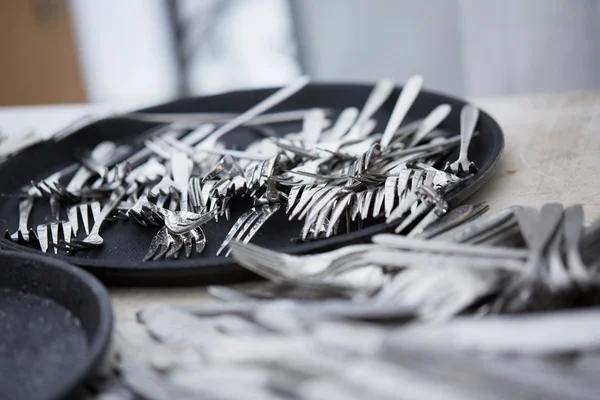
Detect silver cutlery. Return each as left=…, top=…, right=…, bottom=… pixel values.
left=60, top=186, right=129, bottom=249
left=446, top=104, right=479, bottom=176
left=217, top=203, right=281, bottom=257
left=5, top=75, right=481, bottom=263
left=380, top=75, right=424, bottom=149
left=407, top=104, right=452, bottom=148
left=5, top=194, right=35, bottom=243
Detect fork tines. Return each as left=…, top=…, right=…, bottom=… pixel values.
left=66, top=201, right=100, bottom=236
left=38, top=220, right=73, bottom=253
left=229, top=240, right=287, bottom=279
left=217, top=203, right=281, bottom=256
left=143, top=226, right=206, bottom=261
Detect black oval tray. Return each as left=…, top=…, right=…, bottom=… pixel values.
left=0, top=83, right=503, bottom=286
left=0, top=250, right=113, bottom=400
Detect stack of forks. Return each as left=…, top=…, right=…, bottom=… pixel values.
left=5, top=75, right=479, bottom=261
left=228, top=202, right=600, bottom=318
left=82, top=305, right=600, bottom=400
left=79, top=201, right=600, bottom=400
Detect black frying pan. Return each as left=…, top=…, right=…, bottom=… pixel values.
left=0, top=251, right=113, bottom=400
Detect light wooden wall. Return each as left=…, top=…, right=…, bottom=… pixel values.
left=0, top=0, right=86, bottom=105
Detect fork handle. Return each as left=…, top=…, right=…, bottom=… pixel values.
left=171, top=152, right=191, bottom=212
left=458, top=105, right=479, bottom=161
left=326, top=107, right=358, bottom=141
left=97, top=185, right=129, bottom=224
left=209, top=76, right=310, bottom=142
left=381, top=75, right=424, bottom=149
left=357, top=79, right=394, bottom=127
left=301, top=109, right=326, bottom=149
left=17, top=197, right=34, bottom=232
left=409, top=104, right=451, bottom=148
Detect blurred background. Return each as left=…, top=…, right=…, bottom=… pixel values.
left=1, top=0, right=600, bottom=106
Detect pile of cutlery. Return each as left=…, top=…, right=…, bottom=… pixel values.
left=229, top=202, right=600, bottom=315
left=80, top=201, right=600, bottom=400
left=4, top=75, right=480, bottom=261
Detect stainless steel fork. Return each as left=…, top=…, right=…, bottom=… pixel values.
left=446, top=105, right=479, bottom=176
left=229, top=240, right=376, bottom=281
left=373, top=265, right=504, bottom=321
left=143, top=226, right=207, bottom=261
left=491, top=204, right=564, bottom=313
left=5, top=194, right=35, bottom=243
left=217, top=203, right=281, bottom=256
left=35, top=195, right=73, bottom=254
left=60, top=186, right=129, bottom=250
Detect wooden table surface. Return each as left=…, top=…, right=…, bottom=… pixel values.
left=2, top=91, right=600, bottom=321
left=470, top=91, right=600, bottom=218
